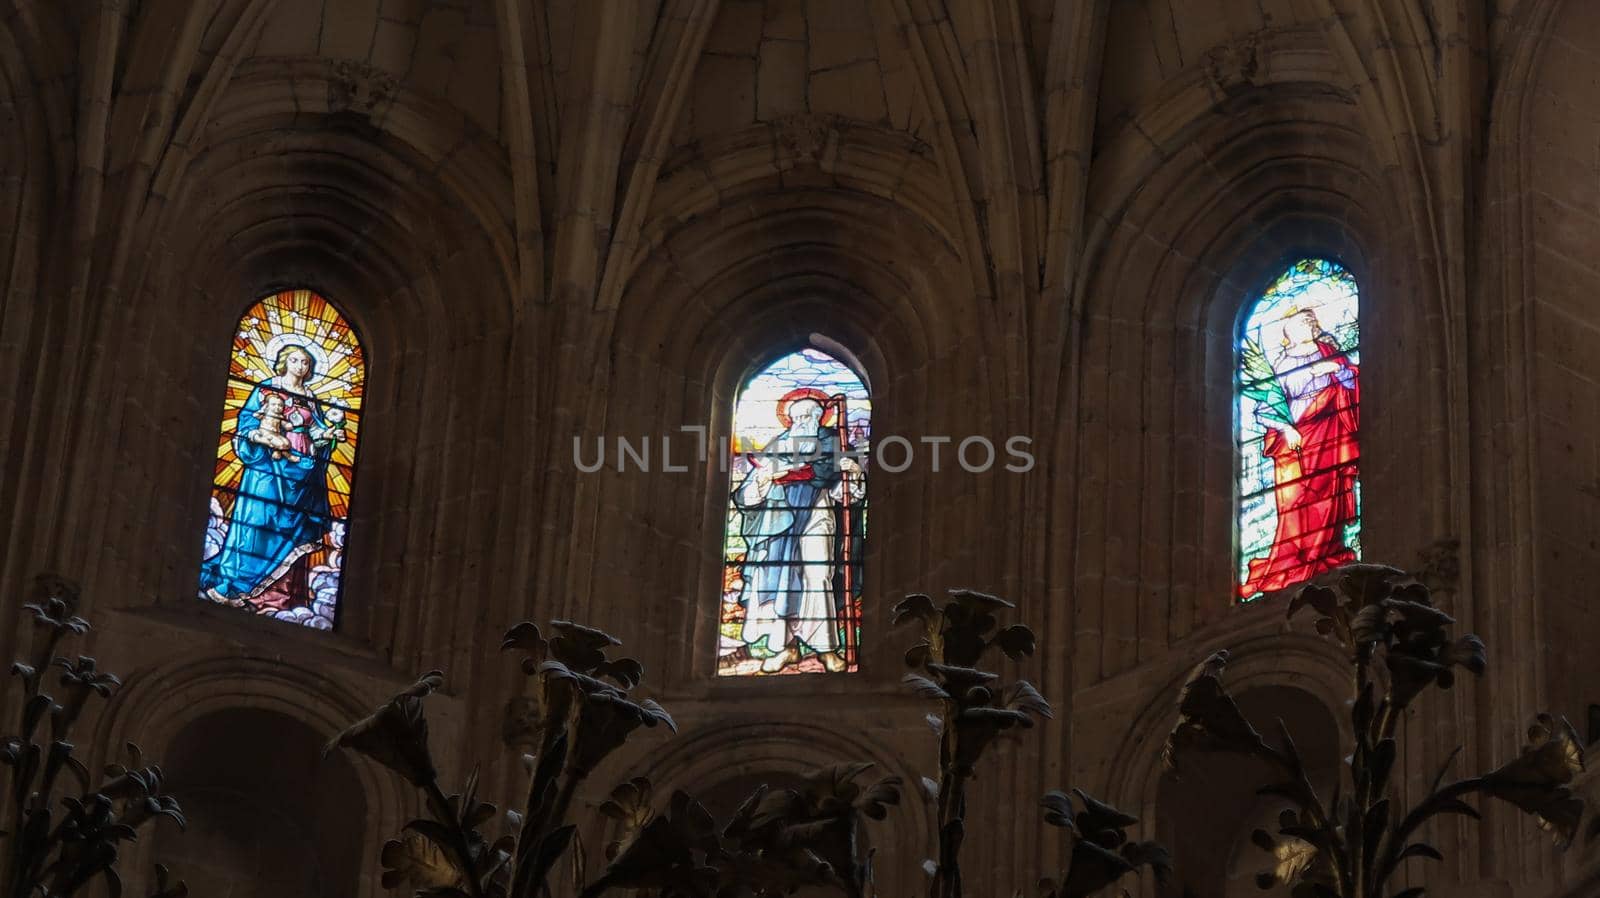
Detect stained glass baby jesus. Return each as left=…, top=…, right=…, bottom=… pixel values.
left=732, top=396, right=865, bottom=673
left=247, top=392, right=345, bottom=460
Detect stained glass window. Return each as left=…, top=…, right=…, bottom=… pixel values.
left=1237, top=258, right=1361, bottom=601
left=718, top=348, right=870, bottom=676
left=199, top=289, right=365, bottom=629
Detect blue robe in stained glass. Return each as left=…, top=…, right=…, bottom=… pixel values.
left=200, top=383, right=336, bottom=602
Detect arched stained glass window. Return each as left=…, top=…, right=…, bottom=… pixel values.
left=718, top=348, right=870, bottom=676
left=1237, top=258, right=1361, bottom=602
left=199, top=289, right=365, bottom=629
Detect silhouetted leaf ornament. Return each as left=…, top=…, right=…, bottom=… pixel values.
left=382, top=831, right=469, bottom=893
left=1249, top=828, right=1333, bottom=892
left=324, top=670, right=445, bottom=787
left=598, top=778, right=656, bottom=861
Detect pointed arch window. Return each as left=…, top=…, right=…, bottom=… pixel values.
left=718, top=347, right=870, bottom=676
left=199, top=289, right=365, bottom=629
left=1237, top=259, right=1361, bottom=602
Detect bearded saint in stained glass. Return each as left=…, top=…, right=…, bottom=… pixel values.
left=1238, top=299, right=1360, bottom=597
left=719, top=348, right=869, bottom=676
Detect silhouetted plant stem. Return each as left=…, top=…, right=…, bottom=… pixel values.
left=548, top=772, right=582, bottom=842
left=1164, top=563, right=1581, bottom=898
left=0, top=577, right=186, bottom=898
left=930, top=764, right=967, bottom=898
left=424, top=780, right=489, bottom=898
left=511, top=769, right=583, bottom=898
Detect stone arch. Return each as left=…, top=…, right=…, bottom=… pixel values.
left=1156, top=682, right=1343, bottom=898
left=560, top=149, right=1015, bottom=691
left=0, top=5, right=78, bottom=622
left=1101, top=630, right=1353, bottom=810
left=91, top=655, right=414, bottom=897
left=623, top=120, right=962, bottom=302
left=154, top=706, right=367, bottom=897
left=1095, top=632, right=1352, bottom=898
left=603, top=719, right=930, bottom=897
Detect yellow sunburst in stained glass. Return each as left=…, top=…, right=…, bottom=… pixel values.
left=213, top=291, right=364, bottom=517
left=201, top=289, right=365, bottom=630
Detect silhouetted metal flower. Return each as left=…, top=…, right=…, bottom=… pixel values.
left=1247, top=825, right=1335, bottom=893
left=1038, top=789, right=1170, bottom=898
left=1161, top=651, right=1269, bottom=776
left=598, top=777, right=657, bottom=861
left=713, top=764, right=900, bottom=898
left=581, top=789, right=719, bottom=898
left=52, top=655, right=121, bottom=734
left=906, top=663, right=1051, bottom=775
left=0, top=577, right=188, bottom=898
left=502, top=622, right=549, bottom=674
left=1479, top=714, right=1586, bottom=846
left=1287, top=563, right=1406, bottom=651
left=100, top=745, right=188, bottom=833
left=54, top=656, right=119, bottom=697
left=540, top=663, right=675, bottom=777
left=894, top=589, right=1034, bottom=669
left=324, top=670, right=445, bottom=787
left=24, top=574, right=87, bottom=631
left=380, top=830, right=471, bottom=894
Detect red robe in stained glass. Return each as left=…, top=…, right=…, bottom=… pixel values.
left=1240, top=338, right=1360, bottom=596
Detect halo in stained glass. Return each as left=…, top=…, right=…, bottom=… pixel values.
left=199, top=289, right=365, bottom=629
left=1236, top=258, right=1361, bottom=601
left=718, top=348, right=870, bottom=676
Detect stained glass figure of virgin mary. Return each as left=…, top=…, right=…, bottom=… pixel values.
left=199, top=290, right=364, bottom=629
left=718, top=348, right=870, bottom=676
left=1237, top=258, right=1361, bottom=601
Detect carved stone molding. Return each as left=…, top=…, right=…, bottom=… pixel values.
left=771, top=114, right=843, bottom=171
left=328, top=59, right=397, bottom=118
left=1416, top=537, right=1463, bottom=596
left=1202, top=31, right=1268, bottom=100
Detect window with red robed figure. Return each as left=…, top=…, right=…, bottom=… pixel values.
left=1237, top=259, right=1361, bottom=602
left=198, top=289, right=365, bottom=629
left=718, top=349, right=870, bottom=676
